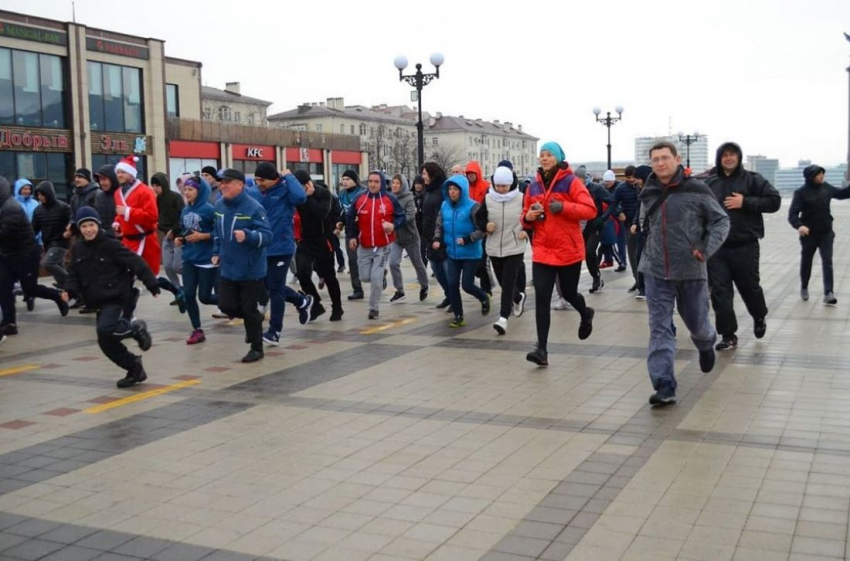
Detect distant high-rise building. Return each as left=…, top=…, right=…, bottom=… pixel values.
left=746, top=155, right=779, bottom=185
left=635, top=134, right=710, bottom=173
left=775, top=160, right=849, bottom=192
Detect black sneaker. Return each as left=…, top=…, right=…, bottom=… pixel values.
left=615, top=265, right=627, bottom=272
left=801, top=288, right=809, bottom=301
left=337, top=265, right=345, bottom=273
left=589, top=277, right=604, bottom=294
left=368, top=309, right=379, bottom=320
left=435, top=298, right=451, bottom=309
left=481, top=295, right=491, bottom=315
left=0, top=323, right=18, bottom=336
left=69, top=299, right=84, bottom=309
left=628, top=284, right=639, bottom=293
left=241, top=349, right=264, bottom=363
left=348, top=291, right=364, bottom=301
left=526, top=346, right=548, bottom=367
left=635, top=291, right=646, bottom=301
left=715, top=334, right=738, bottom=351
left=132, top=320, right=152, bottom=351
left=298, top=294, right=313, bottom=325
left=578, top=307, right=594, bottom=340
left=118, top=357, right=147, bottom=388
left=330, top=308, right=344, bottom=321
left=649, top=385, right=676, bottom=406
left=79, top=306, right=97, bottom=314
left=26, top=297, right=35, bottom=312
left=824, top=292, right=838, bottom=306
left=754, top=318, right=766, bottom=339
left=310, top=303, right=326, bottom=322
left=390, top=291, right=406, bottom=304
left=419, top=287, right=428, bottom=302
left=262, top=330, right=280, bottom=346
left=699, top=348, right=716, bottom=373
left=57, top=298, right=69, bottom=317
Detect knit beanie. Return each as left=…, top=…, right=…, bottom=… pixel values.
left=294, top=170, right=312, bottom=185
left=342, top=170, right=360, bottom=185
left=634, top=165, right=652, bottom=181
left=75, top=206, right=102, bottom=227
left=603, top=170, right=616, bottom=182
left=74, top=168, right=92, bottom=182
left=254, top=162, right=279, bottom=181
left=497, top=160, right=514, bottom=170
left=202, top=166, right=219, bottom=179
left=493, top=166, right=514, bottom=186
left=539, top=142, right=565, bottom=164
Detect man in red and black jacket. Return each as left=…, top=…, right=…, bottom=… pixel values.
left=293, top=170, right=343, bottom=322
left=346, top=170, right=405, bottom=320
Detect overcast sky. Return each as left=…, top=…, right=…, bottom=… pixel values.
left=7, top=0, right=850, bottom=168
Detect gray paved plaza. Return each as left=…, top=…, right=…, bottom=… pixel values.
left=1, top=201, right=850, bottom=560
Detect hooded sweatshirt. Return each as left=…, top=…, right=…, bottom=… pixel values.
left=435, top=175, right=485, bottom=261
left=178, top=177, right=216, bottom=266
left=69, top=180, right=98, bottom=232
left=477, top=173, right=526, bottom=258
left=391, top=174, right=420, bottom=247
left=212, top=188, right=272, bottom=281
left=32, top=182, right=71, bottom=249
left=421, top=165, right=447, bottom=259
left=338, top=177, right=366, bottom=239
left=260, top=173, right=307, bottom=257
left=0, top=177, right=39, bottom=257
left=706, top=142, right=781, bottom=247
left=152, top=172, right=185, bottom=234
left=93, top=165, right=119, bottom=237
left=465, top=161, right=491, bottom=204
left=14, top=179, right=39, bottom=222
left=788, top=165, right=850, bottom=236
left=347, top=171, right=405, bottom=249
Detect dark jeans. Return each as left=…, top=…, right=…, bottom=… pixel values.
left=708, top=242, right=768, bottom=337
left=183, top=264, right=218, bottom=330
left=491, top=254, right=526, bottom=319
left=345, top=238, right=362, bottom=293
left=533, top=262, right=587, bottom=351
left=96, top=301, right=138, bottom=371
left=420, top=237, right=429, bottom=268
left=330, top=235, right=345, bottom=270
left=218, top=277, right=266, bottom=352
left=447, top=258, right=489, bottom=319
left=41, top=246, right=68, bottom=288
left=625, top=225, right=640, bottom=283
left=0, top=248, right=62, bottom=326
left=296, top=241, right=342, bottom=310
left=583, top=227, right=601, bottom=280
left=430, top=256, right=449, bottom=299
left=800, top=232, right=834, bottom=295
left=266, top=255, right=307, bottom=334
left=475, top=249, right=493, bottom=295
left=636, top=231, right=646, bottom=291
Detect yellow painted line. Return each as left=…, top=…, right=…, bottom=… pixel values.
left=226, top=318, right=244, bottom=326
left=360, top=318, right=416, bottom=335
left=0, top=365, right=39, bottom=377
left=84, top=380, right=201, bottom=414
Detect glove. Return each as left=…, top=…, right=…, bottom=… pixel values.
left=549, top=200, right=564, bottom=214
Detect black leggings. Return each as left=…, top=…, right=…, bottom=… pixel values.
left=491, top=254, right=526, bottom=319
left=533, top=262, right=587, bottom=351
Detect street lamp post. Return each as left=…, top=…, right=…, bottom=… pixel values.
left=677, top=131, right=700, bottom=170
left=395, top=53, right=444, bottom=171
left=593, top=106, right=624, bottom=170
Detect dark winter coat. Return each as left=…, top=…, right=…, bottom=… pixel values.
left=421, top=170, right=447, bottom=260
left=93, top=165, right=119, bottom=237
left=153, top=172, right=184, bottom=234
left=706, top=142, right=781, bottom=247
left=0, top=176, right=39, bottom=258
left=32, top=181, right=71, bottom=249
left=65, top=228, right=159, bottom=307
left=69, top=181, right=99, bottom=233
left=297, top=184, right=335, bottom=245
left=788, top=165, right=850, bottom=237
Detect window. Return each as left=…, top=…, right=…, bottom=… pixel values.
left=0, top=152, right=71, bottom=201
left=0, top=48, right=66, bottom=128
left=203, top=106, right=212, bottom=120
left=166, top=84, right=179, bottom=117
left=359, top=124, right=367, bottom=136
left=234, top=111, right=241, bottom=123
left=247, top=113, right=254, bottom=125
left=432, top=137, right=438, bottom=146
left=350, top=125, right=355, bottom=135
left=218, top=106, right=231, bottom=121
left=88, top=61, right=142, bottom=133
left=168, top=157, right=218, bottom=189
left=340, top=123, right=344, bottom=134
left=370, top=127, right=375, bottom=137
left=315, top=124, right=322, bottom=132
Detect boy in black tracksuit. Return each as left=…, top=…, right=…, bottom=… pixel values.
left=62, top=207, right=160, bottom=388
left=788, top=164, right=850, bottom=305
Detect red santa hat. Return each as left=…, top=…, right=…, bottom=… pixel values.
left=115, top=155, right=139, bottom=179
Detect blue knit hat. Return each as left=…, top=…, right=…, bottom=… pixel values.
left=539, top=142, right=565, bottom=164
left=497, top=159, right=514, bottom=170
left=75, top=206, right=102, bottom=227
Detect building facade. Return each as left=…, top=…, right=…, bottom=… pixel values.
left=775, top=160, right=849, bottom=192
left=634, top=134, right=710, bottom=173
left=746, top=155, right=779, bottom=185
left=201, top=83, right=271, bottom=127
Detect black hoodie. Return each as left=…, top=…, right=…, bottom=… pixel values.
left=788, top=165, right=850, bottom=236
left=420, top=164, right=447, bottom=259
left=706, top=142, right=781, bottom=247
left=32, top=181, right=71, bottom=249
left=93, top=164, right=119, bottom=237
left=0, top=176, right=39, bottom=258
left=152, top=172, right=184, bottom=234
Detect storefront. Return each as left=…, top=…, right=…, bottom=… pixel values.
left=285, top=147, right=323, bottom=180
left=168, top=140, right=220, bottom=187
left=0, top=127, right=73, bottom=200
left=232, top=143, right=274, bottom=177
left=90, top=132, right=149, bottom=182
left=330, top=150, right=361, bottom=189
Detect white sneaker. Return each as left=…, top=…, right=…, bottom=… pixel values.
left=493, top=317, right=508, bottom=335
left=0, top=334, right=6, bottom=347
left=211, top=309, right=229, bottom=319
left=553, top=298, right=570, bottom=310
left=513, top=293, right=526, bottom=317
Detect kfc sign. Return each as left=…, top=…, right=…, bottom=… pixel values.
left=246, top=148, right=264, bottom=158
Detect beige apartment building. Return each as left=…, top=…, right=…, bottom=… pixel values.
left=201, top=82, right=271, bottom=126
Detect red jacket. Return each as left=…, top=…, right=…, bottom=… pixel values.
left=465, top=161, right=490, bottom=204
left=523, top=165, right=596, bottom=266
left=114, top=180, right=160, bottom=274
left=348, top=189, right=405, bottom=249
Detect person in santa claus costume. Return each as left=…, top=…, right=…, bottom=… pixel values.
left=113, top=156, right=161, bottom=273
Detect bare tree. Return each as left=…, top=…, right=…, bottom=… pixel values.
left=428, top=143, right=465, bottom=172
left=392, top=132, right=418, bottom=179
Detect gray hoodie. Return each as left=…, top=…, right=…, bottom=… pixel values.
left=392, top=174, right=420, bottom=247
left=638, top=166, right=729, bottom=281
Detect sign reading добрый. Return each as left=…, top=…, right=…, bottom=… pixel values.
left=0, top=21, right=68, bottom=46
left=0, top=128, right=71, bottom=152
left=85, top=37, right=149, bottom=60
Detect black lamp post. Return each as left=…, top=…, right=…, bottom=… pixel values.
left=395, top=53, right=444, bottom=171
left=593, top=106, right=624, bottom=170
left=678, top=131, right=700, bottom=170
